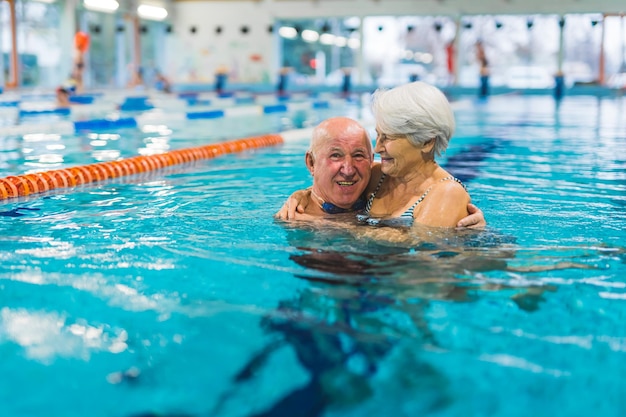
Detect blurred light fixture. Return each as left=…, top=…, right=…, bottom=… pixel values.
left=301, top=30, right=319, bottom=42
left=138, top=4, right=168, bottom=21
left=32, top=0, right=56, bottom=3
left=83, top=0, right=119, bottom=13
left=347, top=38, right=360, bottom=49
left=278, top=26, right=298, bottom=39
left=420, top=53, right=433, bottom=64
left=334, top=36, right=347, bottom=47
left=320, top=33, right=335, bottom=45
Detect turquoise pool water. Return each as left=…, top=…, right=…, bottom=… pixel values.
left=0, top=94, right=625, bottom=417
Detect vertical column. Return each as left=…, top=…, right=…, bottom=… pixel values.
left=133, top=14, right=142, bottom=80
left=7, top=0, right=18, bottom=88
left=0, top=0, right=4, bottom=90
left=598, top=14, right=606, bottom=85
left=554, top=16, right=565, bottom=100
left=60, top=0, right=78, bottom=86
left=619, top=13, right=626, bottom=73
left=557, top=16, right=565, bottom=74
left=357, top=16, right=365, bottom=86
left=451, top=15, right=461, bottom=87
left=115, top=15, right=126, bottom=88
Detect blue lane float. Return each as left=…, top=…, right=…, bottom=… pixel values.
left=178, top=92, right=198, bottom=98
left=235, top=96, right=255, bottom=105
left=263, top=104, right=288, bottom=114
left=186, top=98, right=212, bottom=106
left=119, top=96, right=154, bottom=111
left=19, top=108, right=71, bottom=117
left=312, top=101, right=330, bottom=109
left=69, top=95, right=96, bottom=104
left=0, top=97, right=346, bottom=136
left=186, top=109, right=225, bottom=120
left=74, top=117, right=138, bottom=131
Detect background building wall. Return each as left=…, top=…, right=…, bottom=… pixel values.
left=171, top=1, right=276, bottom=84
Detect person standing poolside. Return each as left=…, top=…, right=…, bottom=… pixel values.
left=73, top=31, right=90, bottom=93
left=275, top=113, right=485, bottom=228
left=55, top=86, right=71, bottom=108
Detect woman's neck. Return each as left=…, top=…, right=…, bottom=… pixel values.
left=387, top=161, right=440, bottom=192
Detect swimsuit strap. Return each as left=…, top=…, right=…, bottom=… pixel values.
left=363, top=173, right=386, bottom=215
left=401, top=176, right=466, bottom=218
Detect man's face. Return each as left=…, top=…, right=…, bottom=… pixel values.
left=307, top=132, right=372, bottom=209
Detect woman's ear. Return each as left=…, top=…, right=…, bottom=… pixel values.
left=305, top=151, right=315, bottom=175
left=422, top=138, right=436, bottom=154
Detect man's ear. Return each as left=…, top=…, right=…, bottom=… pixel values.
left=305, top=151, right=315, bottom=175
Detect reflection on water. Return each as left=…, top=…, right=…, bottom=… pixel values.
left=1, top=95, right=625, bottom=417
left=215, top=222, right=613, bottom=416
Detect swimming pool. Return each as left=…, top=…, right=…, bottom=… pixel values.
left=0, top=93, right=624, bottom=417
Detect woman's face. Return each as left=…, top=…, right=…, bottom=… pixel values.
left=374, top=127, right=423, bottom=178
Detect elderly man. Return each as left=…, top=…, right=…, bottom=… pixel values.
left=276, top=116, right=485, bottom=227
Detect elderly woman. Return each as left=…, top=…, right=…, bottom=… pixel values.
left=277, top=81, right=483, bottom=229
left=356, top=81, right=470, bottom=228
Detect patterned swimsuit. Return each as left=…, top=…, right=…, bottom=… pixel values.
left=356, top=174, right=466, bottom=226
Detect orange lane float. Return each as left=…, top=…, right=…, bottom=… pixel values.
left=0, top=134, right=283, bottom=200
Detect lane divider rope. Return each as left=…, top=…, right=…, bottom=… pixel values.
left=0, top=99, right=344, bottom=136
left=0, top=133, right=283, bottom=201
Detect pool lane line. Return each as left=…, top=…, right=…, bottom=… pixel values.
left=0, top=133, right=283, bottom=201
left=0, top=98, right=347, bottom=137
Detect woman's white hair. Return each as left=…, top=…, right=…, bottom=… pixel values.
left=371, top=81, right=455, bottom=156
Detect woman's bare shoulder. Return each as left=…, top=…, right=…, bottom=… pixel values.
left=429, top=178, right=470, bottom=205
